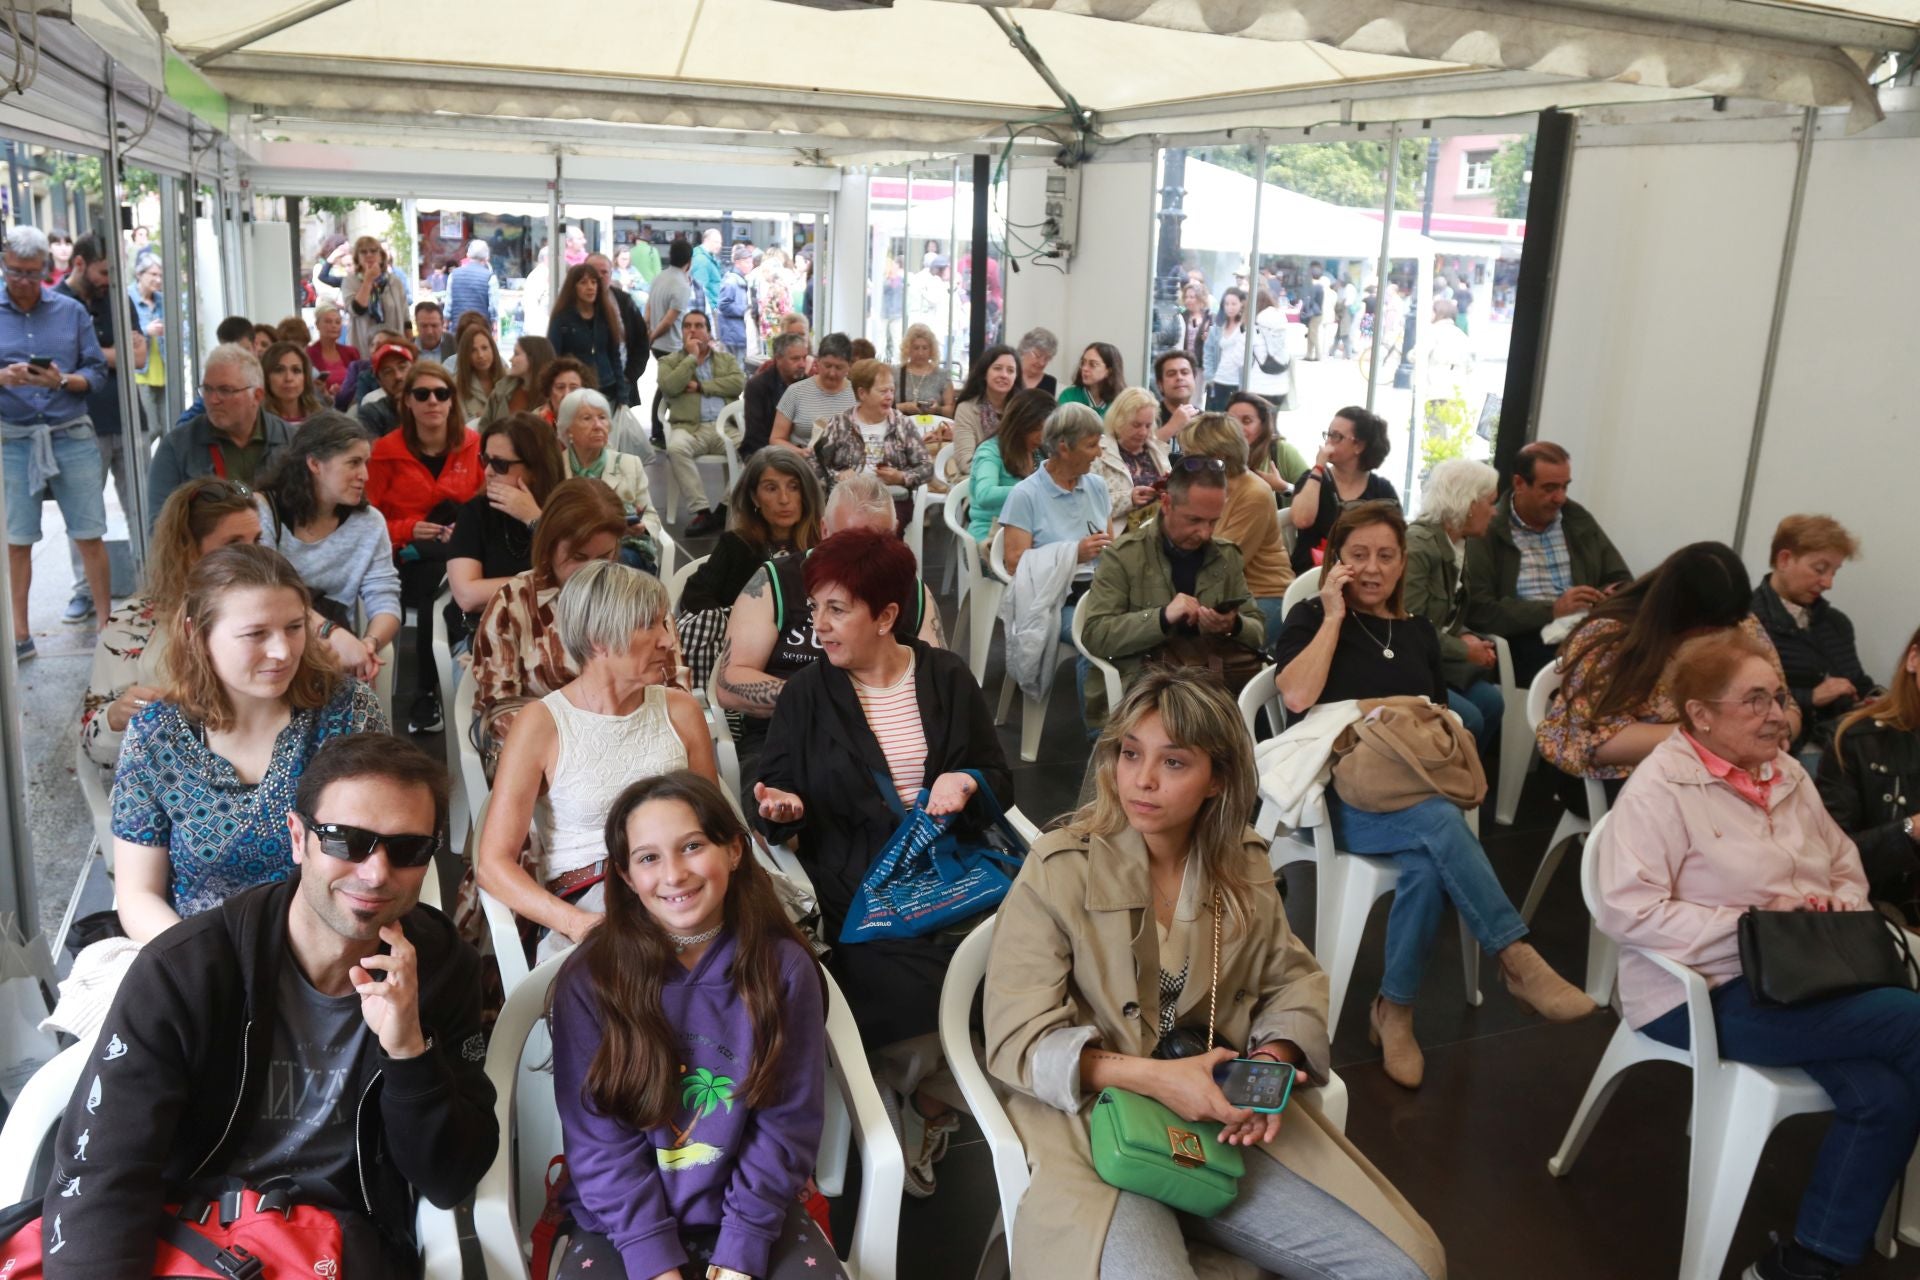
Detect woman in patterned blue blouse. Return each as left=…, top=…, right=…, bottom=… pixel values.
left=111, top=543, right=387, bottom=941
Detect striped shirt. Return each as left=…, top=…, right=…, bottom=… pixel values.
left=1511, top=508, right=1573, bottom=601
left=854, top=658, right=928, bottom=809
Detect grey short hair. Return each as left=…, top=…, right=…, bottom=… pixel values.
left=204, top=342, right=264, bottom=389
left=1017, top=327, right=1059, bottom=361
left=553, top=560, right=669, bottom=666
left=466, top=240, right=491, bottom=261
left=824, top=471, right=896, bottom=534
left=4, top=225, right=49, bottom=261
left=1042, top=402, right=1104, bottom=458
left=770, top=332, right=809, bottom=360
left=314, top=302, right=341, bottom=321
left=556, top=386, right=612, bottom=437
left=1417, top=458, right=1500, bottom=532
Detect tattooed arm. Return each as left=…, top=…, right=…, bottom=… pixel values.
left=716, top=568, right=786, bottom=717
left=919, top=582, right=946, bottom=649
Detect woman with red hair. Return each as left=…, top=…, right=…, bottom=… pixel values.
left=753, top=528, right=1011, bottom=1198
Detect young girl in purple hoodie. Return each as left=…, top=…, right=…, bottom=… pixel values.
left=550, top=770, right=844, bottom=1280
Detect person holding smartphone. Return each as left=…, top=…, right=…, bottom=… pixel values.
left=985, top=671, right=1444, bottom=1280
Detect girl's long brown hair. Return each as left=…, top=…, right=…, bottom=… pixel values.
left=992, top=388, right=1053, bottom=481
left=455, top=324, right=502, bottom=406
left=259, top=341, right=327, bottom=421
left=1834, top=622, right=1920, bottom=754
left=574, top=771, right=821, bottom=1132
left=552, top=262, right=624, bottom=348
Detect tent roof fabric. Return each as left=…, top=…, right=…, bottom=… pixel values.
left=150, top=0, right=1908, bottom=156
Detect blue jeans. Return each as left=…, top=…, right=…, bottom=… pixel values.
left=4, top=422, right=108, bottom=544
left=1327, top=792, right=1528, bottom=1004
left=1642, top=978, right=1920, bottom=1266
left=1256, top=596, right=1287, bottom=644
left=1447, top=678, right=1505, bottom=756
left=1060, top=603, right=1093, bottom=736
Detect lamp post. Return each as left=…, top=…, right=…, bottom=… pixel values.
left=1152, top=148, right=1188, bottom=356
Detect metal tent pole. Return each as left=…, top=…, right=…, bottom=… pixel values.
left=1366, top=122, right=1402, bottom=415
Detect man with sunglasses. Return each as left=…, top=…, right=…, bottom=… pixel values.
left=144, top=341, right=295, bottom=532
left=1079, top=457, right=1265, bottom=723
left=355, top=342, right=416, bottom=437
left=47, top=733, right=496, bottom=1278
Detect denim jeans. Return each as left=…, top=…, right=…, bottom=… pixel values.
left=3, top=422, right=108, bottom=544
left=1328, top=792, right=1528, bottom=1004
left=1641, top=977, right=1920, bottom=1266
left=1059, top=602, right=1093, bottom=737
left=1256, top=595, right=1288, bottom=644
left=1447, top=677, right=1505, bottom=756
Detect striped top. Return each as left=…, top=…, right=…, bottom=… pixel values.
left=853, top=656, right=928, bottom=809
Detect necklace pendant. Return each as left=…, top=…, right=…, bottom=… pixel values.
left=1382, top=647, right=1395, bottom=659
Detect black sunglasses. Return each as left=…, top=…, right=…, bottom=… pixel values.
left=294, top=811, right=442, bottom=867
left=484, top=455, right=521, bottom=474
left=408, top=385, right=454, bottom=403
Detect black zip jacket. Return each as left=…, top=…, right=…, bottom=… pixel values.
left=1815, top=716, right=1920, bottom=921
left=1752, top=577, right=1873, bottom=745
left=45, top=880, right=497, bottom=1276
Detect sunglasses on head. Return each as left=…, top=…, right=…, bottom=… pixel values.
left=408, top=385, right=454, bottom=403
left=294, top=811, right=442, bottom=867
left=484, top=455, right=520, bottom=474
left=1174, top=455, right=1227, bottom=473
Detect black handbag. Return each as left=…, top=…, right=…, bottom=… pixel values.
left=1736, top=907, right=1920, bottom=1007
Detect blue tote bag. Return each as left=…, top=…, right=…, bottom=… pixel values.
left=840, top=768, right=1028, bottom=944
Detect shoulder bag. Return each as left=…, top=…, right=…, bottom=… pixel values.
left=1330, top=694, right=1486, bottom=812
left=839, top=768, right=1028, bottom=944
left=1089, top=894, right=1245, bottom=1217
left=1736, top=907, right=1920, bottom=1007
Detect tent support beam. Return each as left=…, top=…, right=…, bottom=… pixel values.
left=984, top=7, right=1093, bottom=132
left=193, top=0, right=357, bottom=68
left=1731, top=105, right=1817, bottom=555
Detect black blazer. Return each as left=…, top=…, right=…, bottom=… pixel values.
left=1816, top=717, right=1920, bottom=921
left=757, top=639, right=1012, bottom=1041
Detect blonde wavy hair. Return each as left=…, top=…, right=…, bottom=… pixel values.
left=1067, top=668, right=1262, bottom=931
left=1103, top=386, right=1160, bottom=443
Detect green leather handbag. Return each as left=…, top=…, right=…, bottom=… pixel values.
left=1087, top=895, right=1245, bottom=1218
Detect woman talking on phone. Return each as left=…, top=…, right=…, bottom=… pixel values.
left=1273, top=502, right=1593, bottom=1089
left=984, top=671, right=1444, bottom=1280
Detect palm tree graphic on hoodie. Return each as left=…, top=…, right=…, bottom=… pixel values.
left=657, top=1065, right=736, bottom=1171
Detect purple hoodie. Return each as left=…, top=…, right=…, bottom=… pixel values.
left=552, top=931, right=826, bottom=1277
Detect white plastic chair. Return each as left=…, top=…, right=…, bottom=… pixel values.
left=1238, top=665, right=1480, bottom=1031
left=470, top=953, right=903, bottom=1280
left=430, top=586, right=469, bottom=854
left=938, top=917, right=1350, bottom=1273
left=1489, top=634, right=1535, bottom=826
left=667, top=553, right=710, bottom=614
left=990, top=529, right=1079, bottom=763
left=1070, top=597, right=1124, bottom=722
left=1280, top=564, right=1320, bottom=618
left=931, top=441, right=962, bottom=603
left=664, top=399, right=742, bottom=523
left=704, top=654, right=744, bottom=810
left=1517, top=661, right=1618, bottom=1006
left=1546, top=814, right=1881, bottom=1280
left=945, top=487, right=1002, bottom=683
left=450, top=666, right=492, bottom=846
left=655, top=525, right=680, bottom=587
left=471, top=791, right=533, bottom=999
left=58, top=740, right=114, bottom=956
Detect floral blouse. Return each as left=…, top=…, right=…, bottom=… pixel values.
left=1536, top=614, right=1784, bottom=780
left=79, top=594, right=170, bottom=789
left=812, top=408, right=933, bottom=496
left=110, top=679, right=387, bottom=918
left=468, top=571, right=689, bottom=724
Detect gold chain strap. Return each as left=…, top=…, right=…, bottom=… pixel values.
left=1204, top=892, right=1222, bottom=1052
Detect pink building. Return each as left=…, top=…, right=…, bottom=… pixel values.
left=1431, top=134, right=1515, bottom=218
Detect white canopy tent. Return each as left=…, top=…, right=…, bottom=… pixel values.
left=1177, top=159, right=1439, bottom=263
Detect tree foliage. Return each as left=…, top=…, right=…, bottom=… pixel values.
left=1210, top=140, right=1427, bottom=211
left=45, top=154, right=157, bottom=202
left=1491, top=135, right=1536, bottom=220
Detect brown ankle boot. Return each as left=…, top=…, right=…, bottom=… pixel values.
left=1368, top=996, right=1424, bottom=1089
left=1500, top=942, right=1598, bottom=1022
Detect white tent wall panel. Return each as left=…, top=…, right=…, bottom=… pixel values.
left=1739, top=132, right=1920, bottom=681
left=832, top=174, right=870, bottom=342
left=1534, top=138, right=1797, bottom=581
left=1001, top=156, right=1154, bottom=387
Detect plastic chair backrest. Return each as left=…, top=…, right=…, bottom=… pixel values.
left=0, top=1036, right=93, bottom=1203
left=472, top=793, right=535, bottom=996
left=988, top=526, right=1009, bottom=583
left=933, top=440, right=956, bottom=481
left=1281, top=565, right=1321, bottom=618
left=1527, top=661, right=1563, bottom=732
left=1578, top=812, right=1612, bottom=923
left=1237, top=663, right=1283, bottom=742
left=451, top=667, right=491, bottom=836
left=717, top=398, right=743, bottom=438
left=668, top=554, right=710, bottom=612
left=655, top=526, right=680, bottom=585
left=937, top=918, right=1030, bottom=1263
left=1071, top=597, right=1124, bottom=715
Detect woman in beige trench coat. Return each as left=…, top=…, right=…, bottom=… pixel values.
left=984, top=670, right=1446, bottom=1280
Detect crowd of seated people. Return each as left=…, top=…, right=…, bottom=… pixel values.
left=51, top=291, right=1920, bottom=1280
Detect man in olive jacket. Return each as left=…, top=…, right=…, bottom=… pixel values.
left=1463, top=441, right=1630, bottom=681
left=1080, top=464, right=1264, bottom=723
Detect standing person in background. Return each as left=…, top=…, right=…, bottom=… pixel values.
left=585, top=251, right=649, bottom=411
left=717, top=243, right=755, bottom=360
left=646, top=238, right=696, bottom=444
left=692, top=227, right=727, bottom=310
left=306, top=302, right=359, bottom=396
left=55, top=231, right=142, bottom=629
left=753, top=247, right=795, bottom=344
left=1202, top=286, right=1247, bottom=411
left=332, top=236, right=412, bottom=354
left=611, top=246, right=642, bottom=297
left=44, top=231, right=72, bottom=286
left=128, top=254, right=167, bottom=432
left=549, top=262, right=626, bottom=409
left=1180, top=281, right=1212, bottom=369
left=659, top=310, right=746, bottom=535
left=414, top=300, right=455, bottom=362
left=628, top=235, right=661, bottom=285
left=1301, top=261, right=1329, bottom=361
left=1245, top=287, right=1295, bottom=413
left=446, top=239, right=499, bottom=333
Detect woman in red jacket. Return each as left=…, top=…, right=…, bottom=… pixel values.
left=368, top=359, right=483, bottom=733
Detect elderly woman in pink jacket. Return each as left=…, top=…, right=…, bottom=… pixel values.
left=1593, top=629, right=1919, bottom=1280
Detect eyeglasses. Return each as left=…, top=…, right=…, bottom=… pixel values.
left=1706, top=691, right=1793, bottom=717
left=294, top=811, right=443, bottom=868
left=484, top=455, right=521, bottom=474
left=409, top=385, right=454, bottom=403
left=2, top=265, right=42, bottom=280
left=201, top=383, right=254, bottom=399
left=1323, top=430, right=1353, bottom=444
left=1174, top=456, right=1226, bottom=474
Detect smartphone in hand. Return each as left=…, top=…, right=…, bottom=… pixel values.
left=1214, top=1058, right=1295, bottom=1113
